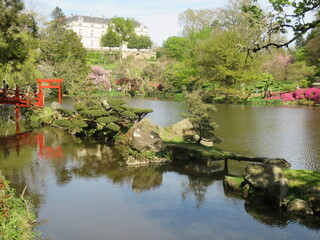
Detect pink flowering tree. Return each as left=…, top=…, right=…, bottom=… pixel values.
left=88, top=66, right=111, bottom=91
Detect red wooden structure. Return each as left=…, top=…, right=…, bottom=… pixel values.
left=37, top=79, right=63, bottom=107
left=0, top=79, right=63, bottom=122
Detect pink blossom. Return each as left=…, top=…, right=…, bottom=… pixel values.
left=281, top=92, right=295, bottom=101
left=293, top=89, right=306, bottom=100
left=304, top=88, right=317, bottom=100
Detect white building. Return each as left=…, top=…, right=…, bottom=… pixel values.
left=66, top=15, right=150, bottom=49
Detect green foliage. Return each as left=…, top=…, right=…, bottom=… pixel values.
left=71, top=119, right=88, bottom=128
left=107, top=98, right=127, bottom=107
left=56, top=108, right=74, bottom=117
left=181, top=92, right=221, bottom=144
left=162, top=36, right=191, bottom=61
left=106, top=123, right=121, bottom=132
left=109, top=17, right=135, bottom=43
left=0, top=176, right=38, bottom=240
left=96, top=116, right=119, bottom=125
left=39, top=7, right=88, bottom=96
left=100, top=28, right=121, bottom=47
left=127, top=34, right=152, bottom=49
left=79, top=109, right=109, bottom=118
left=122, top=110, right=136, bottom=118
left=54, top=119, right=73, bottom=128
left=133, top=108, right=153, bottom=121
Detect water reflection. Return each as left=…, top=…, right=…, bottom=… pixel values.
left=0, top=127, right=320, bottom=239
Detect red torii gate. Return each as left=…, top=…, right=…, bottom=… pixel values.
left=37, top=79, right=63, bottom=107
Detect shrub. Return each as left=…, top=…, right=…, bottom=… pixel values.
left=54, top=119, right=73, bottom=128
left=79, top=109, right=109, bottom=118
left=0, top=176, right=38, bottom=240
left=122, top=110, right=136, bottom=118
left=96, top=116, right=119, bottom=125
left=56, top=108, right=74, bottom=117
left=106, top=123, right=120, bottom=132
left=71, top=120, right=88, bottom=128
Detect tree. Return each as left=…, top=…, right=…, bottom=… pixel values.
left=100, top=28, right=121, bottom=47
left=181, top=92, right=220, bottom=144
left=162, top=36, right=191, bottom=61
left=39, top=7, right=88, bottom=95
left=242, top=0, right=320, bottom=52
left=127, top=34, right=152, bottom=50
left=109, top=17, right=135, bottom=44
left=178, top=8, right=216, bottom=37
left=0, top=0, right=37, bottom=68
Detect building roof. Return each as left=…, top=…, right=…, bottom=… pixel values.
left=67, top=15, right=110, bottom=24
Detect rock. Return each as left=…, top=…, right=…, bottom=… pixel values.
left=303, top=188, right=320, bottom=214
left=223, top=176, right=242, bottom=192
left=287, top=199, right=313, bottom=215
left=101, top=99, right=110, bottom=110
left=245, top=163, right=284, bottom=190
left=126, top=118, right=163, bottom=153
left=165, top=118, right=198, bottom=142
left=268, top=178, right=289, bottom=206
left=50, top=101, right=62, bottom=110
left=262, top=158, right=291, bottom=168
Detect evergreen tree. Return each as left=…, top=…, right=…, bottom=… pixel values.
left=181, top=92, right=221, bottom=144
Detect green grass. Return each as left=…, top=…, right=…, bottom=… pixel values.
left=283, top=169, right=320, bottom=199
left=0, top=176, right=39, bottom=240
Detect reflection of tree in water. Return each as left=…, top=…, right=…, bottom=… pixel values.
left=181, top=176, right=215, bottom=208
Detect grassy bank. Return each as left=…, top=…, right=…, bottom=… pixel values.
left=0, top=176, right=38, bottom=240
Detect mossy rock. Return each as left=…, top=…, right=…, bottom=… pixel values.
left=56, top=108, right=74, bottom=117
left=71, top=119, right=88, bottom=128
left=79, top=109, right=109, bottom=118
left=106, top=123, right=120, bottom=132
left=97, top=116, right=119, bottom=125
left=54, top=119, right=73, bottom=128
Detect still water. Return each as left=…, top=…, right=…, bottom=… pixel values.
left=0, top=97, right=320, bottom=240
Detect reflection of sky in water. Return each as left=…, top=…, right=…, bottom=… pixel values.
left=214, top=104, right=320, bottom=170
left=124, top=96, right=185, bottom=128
left=0, top=121, right=319, bottom=239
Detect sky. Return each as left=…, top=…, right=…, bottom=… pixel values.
left=23, top=0, right=236, bottom=45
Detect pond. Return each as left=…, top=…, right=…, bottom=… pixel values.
left=0, top=97, right=320, bottom=240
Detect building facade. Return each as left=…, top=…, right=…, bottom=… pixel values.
left=66, top=15, right=149, bottom=49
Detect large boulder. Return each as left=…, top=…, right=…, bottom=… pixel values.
left=50, top=101, right=62, bottom=110
left=268, top=179, right=289, bottom=206
left=164, top=118, right=197, bottom=141
left=245, top=163, right=284, bottom=190
left=287, top=199, right=313, bottom=215
left=126, top=118, right=163, bottom=153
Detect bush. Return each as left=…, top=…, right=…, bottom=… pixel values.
left=54, top=119, right=73, bottom=128
left=96, top=116, right=119, bottom=125
left=71, top=119, right=88, bottom=128
left=0, top=176, right=38, bottom=240
left=56, top=108, right=74, bottom=117
left=106, top=123, right=120, bottom=132
left=79, top=109, right=109, bottom=118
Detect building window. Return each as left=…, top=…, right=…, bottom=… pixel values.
left=79, top=23, right=82, bottom=26
left=91, top=24, right=94, bottom=27
left=79, top=29, right=82, bottom=36
left=91, top=30, right=94, bottom=37
left=102, top=25, right=105, bottom=28
left=78, top=17, right=83, bottom=22
left=102, top=31, right=105, bottom=36
left=91, top=40, right=94, bottom=48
